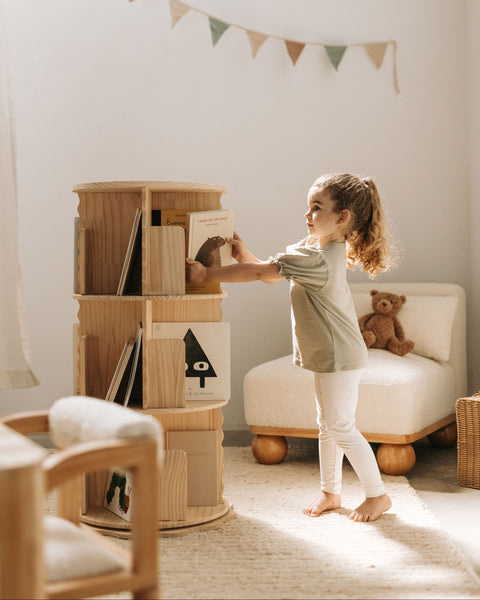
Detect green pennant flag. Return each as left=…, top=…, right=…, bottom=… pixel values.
left=209, top=17, right=230, bottom=46
left=324, top=45, right=347, bottom=71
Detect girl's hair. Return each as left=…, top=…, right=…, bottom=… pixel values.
left=310, top=173, right=392, bottom=277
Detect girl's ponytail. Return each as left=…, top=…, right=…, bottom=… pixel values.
left=345, top=177, right=391, bottom=277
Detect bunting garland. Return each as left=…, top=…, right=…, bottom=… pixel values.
left=155, top=0, right=399, bottom=92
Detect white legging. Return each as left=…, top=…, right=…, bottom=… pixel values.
left=314, top=370, right=385, bottom=498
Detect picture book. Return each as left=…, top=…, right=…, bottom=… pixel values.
left=104, top=469, right=133, bottom=522
left=156, top=208, right=234, bottom=294
left=117, top=209, right=142, bottom=295
left=152, top=322, right=230, bottom=401
left=187, top=209, right=234, bottom=267
left=104, top=339, right=135, bottom=403
left=105, top=326, right=142, bottom=407
left=123, top=326, right=142, bottom=407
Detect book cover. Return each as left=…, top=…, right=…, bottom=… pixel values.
left=104, top=469, right=133, bottom=522
left=123, top=327, right=142, bottom=407
left=187, top=209, right=234, bottom=267
left=158, top=209, right=228, bottom=294
left=117, top=209, right=142, bottom=295
left=104, top=339, right=135, bottom=403
left=73, top=217, right=79, bottom=294
left=152, top=322, right=230, bottom=401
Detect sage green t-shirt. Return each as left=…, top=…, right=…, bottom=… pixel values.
left=270, top=238, right=367, bottom=373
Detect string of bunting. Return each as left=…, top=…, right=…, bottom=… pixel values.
left=131, top=0, right=400, bottom=93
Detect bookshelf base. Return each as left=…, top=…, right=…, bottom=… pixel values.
left=80, top=499, right=234, bottom=537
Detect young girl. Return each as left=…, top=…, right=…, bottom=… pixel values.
left=186, top=173, right=393, bottom=522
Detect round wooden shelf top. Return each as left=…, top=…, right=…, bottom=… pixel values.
left=138, top=399, right=228, bottom=415
left=73, top=293, right=227, bottom=301
left=72, top=181, right=227, bottom=194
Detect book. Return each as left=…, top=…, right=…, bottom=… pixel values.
left=105, top=339, right=135, bottom=403
left=187, top=209, right=234, bottom=294
left=152, top=322, right=230, bottom=401
left=105, top=326, right=142, bottom=407
left=157, top=208, right=229, bottom=294
left=187, top=209, right=234, bottom=267
left=123, top=326, right=142, bottom=407
left=104, top=469, right=133, bottom=522
left=117, top=209, right=142, bottom=295
left=73, top=217, right=79, bottom=294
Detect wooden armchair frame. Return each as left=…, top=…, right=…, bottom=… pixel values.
left=0, top=410, right=159, bottom=600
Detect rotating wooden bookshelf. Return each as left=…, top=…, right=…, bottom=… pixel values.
left=73, top=181, right=233, bottom=534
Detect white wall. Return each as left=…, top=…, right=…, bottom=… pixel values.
left=1, top=0, right=473, bottom=428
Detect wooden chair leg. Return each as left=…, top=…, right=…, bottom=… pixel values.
left=428, top=422, right=457, bottom=448
left=134, top=585, right=160, bottom=599
left=376, top=443, right=416, bottom=475
left=251, top=435, right=288, bottom=464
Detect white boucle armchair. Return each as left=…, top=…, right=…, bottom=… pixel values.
left=244, top=283, right=467, bottom=475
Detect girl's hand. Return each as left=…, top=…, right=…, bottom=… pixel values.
left=185, top=258, right=208, bottom=284
left=226, top=231, right=250, bottom=263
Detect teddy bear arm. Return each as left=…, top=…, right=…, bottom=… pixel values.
left=358, top=313, right=374, bottom=330
left=392, top=316, right=406, bottom=341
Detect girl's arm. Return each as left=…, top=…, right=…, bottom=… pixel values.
left=186, top=259, right=284, bottom=285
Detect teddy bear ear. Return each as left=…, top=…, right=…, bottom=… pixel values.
left=400, top=295, right=407, bottom=303
left=370, top=289, right=379, bottom=297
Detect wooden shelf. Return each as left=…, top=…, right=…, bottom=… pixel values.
left=74, top=180, right=231, bottom=534
left=81, top=500, right=233, bottom=536
left=73, top=293, right=227, bottom=302
left=73, top=181, right=227, bottom=194
left=135, top=400, right=227, bottom=415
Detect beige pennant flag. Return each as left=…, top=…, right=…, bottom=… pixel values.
left=170, top=0, right=190, bottom=28
left=285, top=40, right=305, bottom=66
left=365, top=42, right=388, bottom=69
left=247, top=30, right=269, bottom=58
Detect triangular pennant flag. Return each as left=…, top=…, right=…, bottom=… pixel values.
left=324, top=45, right=347, bottom=71
left=365, top=42, right=388, bottom=69
left=285, top=40, right=305, bottom=66
left=170, top=0, right=190, bottom=28
left=209, top=17, right=230, bottom=46
left=246, top=30, right=268, bottom=58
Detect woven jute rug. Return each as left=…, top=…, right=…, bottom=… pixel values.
left=152, top=445, right=480, bottom=600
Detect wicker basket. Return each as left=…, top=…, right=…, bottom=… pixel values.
left=456, top=393, right=480, bottom=489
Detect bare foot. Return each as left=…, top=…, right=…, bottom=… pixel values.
left=303, top=491, right=341, bottom=517
left=349, top=493, right=392, bottom=522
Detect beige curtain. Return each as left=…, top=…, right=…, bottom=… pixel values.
left=0, top=0, right=38, bottom=390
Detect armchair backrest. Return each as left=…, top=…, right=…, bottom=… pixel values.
left=350, top=282, right=467, bottom=399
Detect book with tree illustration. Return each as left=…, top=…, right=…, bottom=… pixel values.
left=152, top=322, right=230, bottom=400
left=104, top=469, right=133, bottom=522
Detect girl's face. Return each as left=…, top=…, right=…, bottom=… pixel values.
left=305, top=188, right=349, bottom=246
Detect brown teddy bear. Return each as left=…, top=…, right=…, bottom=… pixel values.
left=358, top=290, right=414, bottom=356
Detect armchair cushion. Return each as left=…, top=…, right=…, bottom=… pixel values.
left=244, top=350, right=456, bottom=436
left=44, top=516, right=124, bottom=582
left=49, top=396, right=163, bottom=458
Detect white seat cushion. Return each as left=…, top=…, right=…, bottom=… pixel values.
left=44, top=516, right=124, bottom=582
left=244, top=350, right=456, bottom=436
